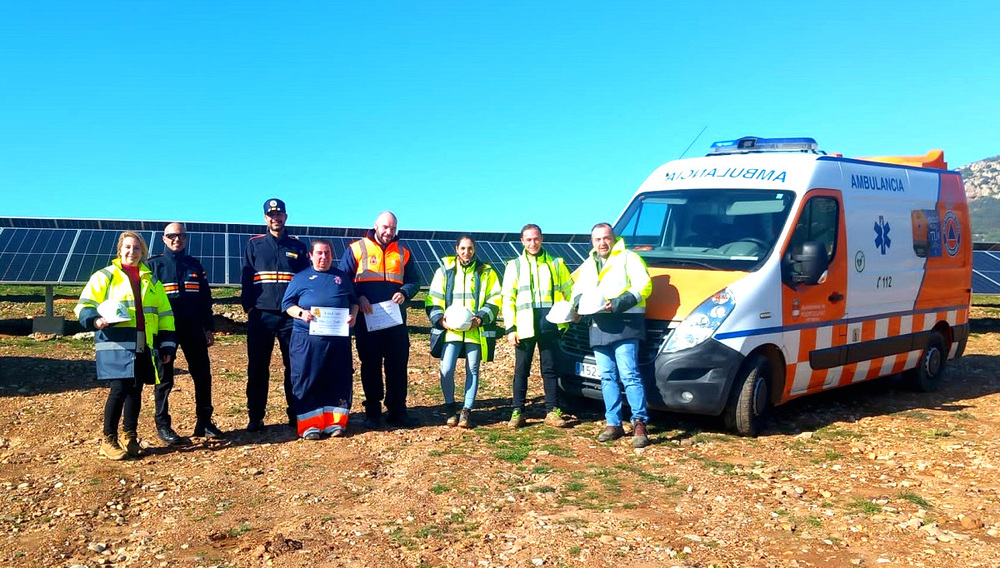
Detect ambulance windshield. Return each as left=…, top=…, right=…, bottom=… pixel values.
left=614, top=189, right=795, bottom=270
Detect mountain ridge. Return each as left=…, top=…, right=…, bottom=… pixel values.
left=958, top=155, right=1000, bottom=241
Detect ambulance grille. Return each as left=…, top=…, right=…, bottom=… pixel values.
left=558, top=320, right=674, bottom=365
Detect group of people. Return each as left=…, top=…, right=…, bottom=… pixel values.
left=76, top=198, right=655, bottom=459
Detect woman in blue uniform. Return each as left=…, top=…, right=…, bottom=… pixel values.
left=282, top=239, right=359, bottom=439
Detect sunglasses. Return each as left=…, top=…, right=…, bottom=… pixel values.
left=164, top=233, right=187, bottom=240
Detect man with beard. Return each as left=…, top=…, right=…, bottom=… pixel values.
left=241, top=199, right=309, bottom=433
left=339, top=211, right=420, bottom=429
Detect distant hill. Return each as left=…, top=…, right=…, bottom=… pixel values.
left=958, top=155, right=1000, bottom=242
left=959, top=155, right=1000, bottom=200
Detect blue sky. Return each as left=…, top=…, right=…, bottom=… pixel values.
left=2, top=1, right=997, bottom=234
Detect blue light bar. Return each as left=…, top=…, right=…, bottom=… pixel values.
left=708, top=136, right=820, bottom=155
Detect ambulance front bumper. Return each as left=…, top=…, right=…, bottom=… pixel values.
left=647, top=339, right=744, bottom=415
left=557, top=338, right=744, bottom=416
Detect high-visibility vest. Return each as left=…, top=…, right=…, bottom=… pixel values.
left=425, top=256, right=502, bottom=349
left=571, top=237, right=652, bottom=314
left=74, top=259, right=176, bottom=383
left=501, top=250, right=574, bottom=339
left=350, top=237, right=410, bottom=285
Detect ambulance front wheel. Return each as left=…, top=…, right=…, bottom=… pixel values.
left=906, top=332, right=947, bottom=392
left=723, top=354, right=770, bottom=437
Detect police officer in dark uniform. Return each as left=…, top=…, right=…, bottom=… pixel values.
left=148, top=222, right=224, bottom=443
left=242, top=199, right=309, bottom=433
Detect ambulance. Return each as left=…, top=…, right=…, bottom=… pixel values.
left=557, top=136, right=972, bottom=436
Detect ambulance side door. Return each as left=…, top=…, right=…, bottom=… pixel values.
left=780, top=190, right=849, bottom=399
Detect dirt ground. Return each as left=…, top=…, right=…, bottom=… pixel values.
left=2, top=292, right=1000, bottom=568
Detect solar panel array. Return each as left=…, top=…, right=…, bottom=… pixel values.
left=3, top=218, right=1000, bottom=294
left=0, top=218, right=592, bottom=286
left=972, top=250, right=1000, bottom=294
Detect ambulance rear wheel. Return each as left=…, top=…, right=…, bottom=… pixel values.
left=906, top=332, right=947, bottom=392
left=723, top=355, right=770, bottom=437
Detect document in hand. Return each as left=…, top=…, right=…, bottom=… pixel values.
left=364, top=300, right=403, bottom=332
left=308, top=306, right=350, bottom=337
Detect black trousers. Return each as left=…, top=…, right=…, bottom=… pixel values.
left=511, top=331, right=560, bottom=413
left=103, top=352, right=154, bottom=436
left=154, top=324, right=214, bottom=429
left=245, top=309, right=295, bottom=423
left=354, top=319, right=410, bottom=420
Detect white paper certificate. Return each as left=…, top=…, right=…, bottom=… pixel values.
left=308, top=307, right=350, bottom=337
left=364, top=300, right=403, bottom=332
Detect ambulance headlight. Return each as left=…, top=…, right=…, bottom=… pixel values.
left=662, top=288, right=735, bottom=354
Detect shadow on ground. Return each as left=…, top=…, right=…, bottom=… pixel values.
left=0, top=357, right=98, bottom=397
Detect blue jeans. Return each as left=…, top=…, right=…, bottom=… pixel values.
left=440, top=342, right=482, bottom=409
left=593, top=339, right=648, bottom=426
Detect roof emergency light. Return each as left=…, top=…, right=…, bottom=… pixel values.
left=708, top=136, right=820, bottom=156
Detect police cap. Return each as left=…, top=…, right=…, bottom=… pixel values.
left=264, top=198, right=287, bottom=215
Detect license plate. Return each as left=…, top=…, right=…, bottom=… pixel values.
left=575, top=362, right=600, bottom=379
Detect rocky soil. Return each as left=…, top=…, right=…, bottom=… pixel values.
left=2, top=293, right=1000, bottom=567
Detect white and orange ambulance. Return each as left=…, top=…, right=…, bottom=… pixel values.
left=557, top=136, right=972, bottom=435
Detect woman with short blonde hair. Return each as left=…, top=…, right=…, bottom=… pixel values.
left=74, top=231, right=176, bottom=460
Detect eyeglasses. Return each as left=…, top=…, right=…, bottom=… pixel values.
left=164, top=233, right=186, bottom=240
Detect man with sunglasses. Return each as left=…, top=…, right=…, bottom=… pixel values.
left=147, top=222, right=225, bottom=444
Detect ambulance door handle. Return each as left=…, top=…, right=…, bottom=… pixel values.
left=828, top=292, right=844, bottom=303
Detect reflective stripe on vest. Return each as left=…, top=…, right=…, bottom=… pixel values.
left=252, top=270, right=296, bottom=284
left=351, top=238, right=409, bottom=285
left=96, top=340, right=137, bottom=352
left=504, top=251, right=572, bottom=339
left=574, top=240, right=650, bottom=315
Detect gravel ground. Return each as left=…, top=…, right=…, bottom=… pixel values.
left=1, top=294, right=999, bottom=567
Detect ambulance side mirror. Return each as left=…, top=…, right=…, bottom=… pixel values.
left=784, top=241, right=829, bottom=286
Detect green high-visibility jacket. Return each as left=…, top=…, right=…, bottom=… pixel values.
left=501, top=249, right=574, bottom=339
left=425, top=256, right=502, bottom=352
left=75, top=258, right=176, bottom=383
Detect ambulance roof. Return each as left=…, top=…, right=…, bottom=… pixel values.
left=630, top=143, right=956, bottom=203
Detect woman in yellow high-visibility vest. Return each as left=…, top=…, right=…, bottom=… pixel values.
left=425, top=236, right=502, bottom=428
left=75, top=231, right=176, bottom=460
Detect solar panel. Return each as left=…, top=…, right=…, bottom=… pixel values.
left=0, top=218, right=592, bottom=287
left=972, top=271, right=1000, bottom=295
left=0, top=228, right=78, bottom=283
left=427, top=239, right=453, bottom=260
left=972, top=251, right=1000, bottom=295
left=482, top=242, right=519, bottom=265
left=471, top=241, right=503, bottom=265
left=973, top=251, right=1000, bottom=272
left=419, top=265, right=445, bottom=282
left=15, top=217, right=992, bottom=294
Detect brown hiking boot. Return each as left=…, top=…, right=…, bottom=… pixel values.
left=122, top=430, right=145, bottom=457
left=99, top=434, right=127, bottom=460
left=457, top=408, right=472, bottom=429
left=445, top=403, right=460, bottom=427
left=508, top=409, right=526, bottom=429
left=544, top=408, right=570, bottom=428
left=597, top=425, right=625, bottom=442
left=632, top=420, right=650, bottom=448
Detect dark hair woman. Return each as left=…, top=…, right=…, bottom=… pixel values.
left=281, top=239, right=360, bottom=439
